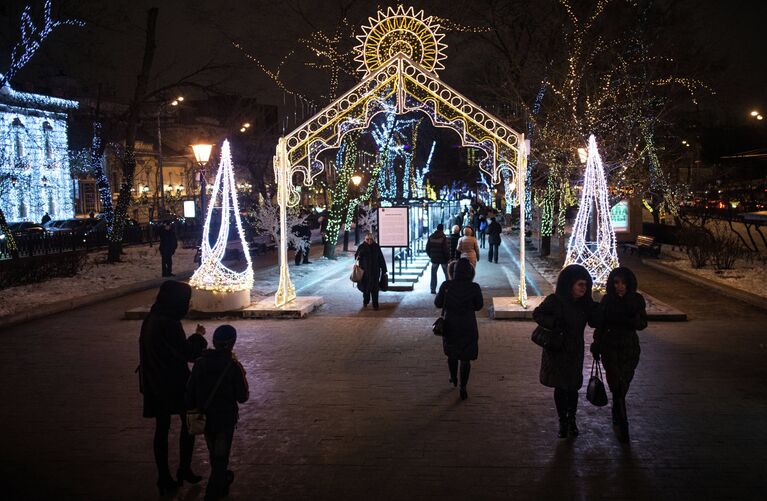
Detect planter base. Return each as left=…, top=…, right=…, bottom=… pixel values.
left=191, top=288, right=250, bottom=313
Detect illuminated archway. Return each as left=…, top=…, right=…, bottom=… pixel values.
left=274, top=5, right=529, bottom=306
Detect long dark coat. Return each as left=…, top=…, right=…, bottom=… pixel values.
left=486, top=220, right=502, bottom=245
left=139, top=281, right=207, bottom=417
left=592, top=267, right=647, bottom=394
left=354, top=241, right=387, bottom=293
left=158, top=225, right=177, bottom=256
left=449, top=232, right=460, bottom=259
left=533, top=265, right=596, bottom=391
left=435, top=259, right=483, bottom=361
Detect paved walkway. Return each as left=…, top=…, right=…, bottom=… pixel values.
left=1, top=236, right=766, bottom=500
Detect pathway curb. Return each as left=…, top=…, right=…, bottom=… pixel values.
left=0, top=271, right=193, bottom=331
left=643, top=259, right=767, bottom=312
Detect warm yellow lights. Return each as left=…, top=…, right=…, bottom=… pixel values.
left=750, top=110, right=759, bottom=116
left=355, top=5, right=446, bottom=76
left=351, top=174, right=362, bottom=186
left=191, top=143, right=213, bottom=164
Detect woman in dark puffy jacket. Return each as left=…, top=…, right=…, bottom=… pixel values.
left=139, top=280, right=208, bottom=494
left=591, top=266, right=647, bottom=443
left=435, top=258, right=484, bottom=400
left=532, top=264, right=597, bottom=438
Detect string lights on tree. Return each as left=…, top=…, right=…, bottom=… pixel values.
left=564, top=135, right=619, bottom=289
left=190, top=140, right=254, bottom=296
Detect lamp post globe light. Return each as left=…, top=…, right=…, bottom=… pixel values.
left=191, top=143, right=213, bottom=219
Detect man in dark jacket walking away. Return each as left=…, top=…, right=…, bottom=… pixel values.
left=139, top=281, right=208, bottom=495
left=158, top=221, right=178, bottom=277
left=186, top=325, right=249, bottom=501
left=486, top=217, right=502, bottom=263
left=426, top=224, right=451, bottom=294
left=292, top=220, right=312, bottom=265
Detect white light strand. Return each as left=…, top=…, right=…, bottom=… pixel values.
left=564, top=135, right=619, bottom=289
left=190, top=140, right=254, bottom=293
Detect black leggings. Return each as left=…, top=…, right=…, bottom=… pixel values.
left=154, top=413, right=195, bottom=480
left=447, top=358, right=471, bottom=388
left=553, top=388, right=578, bottom=420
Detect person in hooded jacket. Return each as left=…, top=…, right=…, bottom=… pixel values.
left=486, top=217, right=503, bottom=263
left=186, top=325, right=249, bottom=500
left=590, top=266, right=647, bottom=443
left=354, top=232, right=388, bottom=310
left=139, top=280, right=208, bottom=495
left=435, top=258, right=484, bottom=400
left=533, top=264, right=597, bottom=438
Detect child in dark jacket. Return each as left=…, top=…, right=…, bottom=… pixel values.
left=186, top=325, right=249, bottom=500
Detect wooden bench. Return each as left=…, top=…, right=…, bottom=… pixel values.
left=623, top=235, right=661, bottom=257
left=250, top=234, right=277, bottom=255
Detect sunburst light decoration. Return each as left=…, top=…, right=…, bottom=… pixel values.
left=190, top=140, right=254, bottom=293
left=355, top=5, right=447, bottom=76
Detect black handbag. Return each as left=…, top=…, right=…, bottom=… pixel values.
left=586, top=359, right=609, bottom=407
left=531, top=325, right=564, bottom=351
left=379, top=272, right=388, bottom=291
left=432, top=287, right=447, bottom=336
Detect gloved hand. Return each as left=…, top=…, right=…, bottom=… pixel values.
left=590, top=342, right=601, bottom=361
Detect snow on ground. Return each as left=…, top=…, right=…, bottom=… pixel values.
left=0, top=246, right=198, bottom=318
left=659, top=248, right=767, bottom=299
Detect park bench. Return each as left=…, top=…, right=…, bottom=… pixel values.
left=250, top=234, right=277, bottom=255
left=623, top=235, right=661, bottom=257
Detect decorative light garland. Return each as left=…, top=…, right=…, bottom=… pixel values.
left=564, top=135, right=619, bottom=289
left=190, top=140, right=254, bottom=293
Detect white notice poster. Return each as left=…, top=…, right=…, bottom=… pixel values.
left=377, top=207, right=409, bottom=247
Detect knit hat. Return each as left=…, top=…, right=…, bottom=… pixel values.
left=212, top=324, right=237, bottom=344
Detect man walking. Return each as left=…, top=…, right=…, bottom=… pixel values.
left=159, top=221, right=177, bottom=277
left=486, top=216, right=502, bottom=263
left=426, top=223, right=451, bottom=294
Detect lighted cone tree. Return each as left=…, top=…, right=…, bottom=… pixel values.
left=564, top=135, right=619, bottom=290
left=190, top=140, right=254, bottom=311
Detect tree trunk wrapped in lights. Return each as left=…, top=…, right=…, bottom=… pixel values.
left=564, top=135, right=619, bottom=289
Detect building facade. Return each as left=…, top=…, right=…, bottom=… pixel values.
left=0, top=80, right=78, bottom=223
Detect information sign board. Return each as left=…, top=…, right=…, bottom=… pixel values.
left=610, top=200, right=629, bottom=232
left=377, top=207, right=409, bottom=247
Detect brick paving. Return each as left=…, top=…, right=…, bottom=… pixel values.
left=1, top=241, right=766, bottom=500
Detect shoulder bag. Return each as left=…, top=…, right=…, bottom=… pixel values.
left=432, top=287, right=448, bottom=336
left=586, top=359, right=608, bottom=407
left=531, top=325, right=564, bottom=351
left=186, top=361, right=233, bottom=435
left=350, top=260, right=364, bottom=283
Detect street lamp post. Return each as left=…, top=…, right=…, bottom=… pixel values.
left=343, top=174, right=363, bottom=251
left=191, top=143, right=213, bottom=221
left=156, top=96, right=184, bottom=216
left=351, top=174, right=362, bottom=245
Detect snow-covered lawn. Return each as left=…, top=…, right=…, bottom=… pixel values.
left=0, top=245, right=198, bottom=318
left=658, top=249, right=767, bottom=300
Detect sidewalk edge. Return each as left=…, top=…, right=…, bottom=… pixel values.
left=643, top=259, right=767, bottom=312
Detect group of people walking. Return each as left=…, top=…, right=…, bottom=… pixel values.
left=434, top=260, right=647, bottom=443
left=138, top=281, right=249, bottom=499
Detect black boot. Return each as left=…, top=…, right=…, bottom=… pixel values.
left=558, top=418, right=568, bottom=438
left=617, top=397, right=630, bottom=443
left=447, top=359, right=458, bottom=387
left=567, top=414, right=579, bottom=437
left=177, top=467, right=202, bottom=485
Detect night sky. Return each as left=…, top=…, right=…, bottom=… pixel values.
left=2, top=0, right=766, bottom=135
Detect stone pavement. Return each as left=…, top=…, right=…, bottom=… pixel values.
left=0, top=239, right=766, bottom=500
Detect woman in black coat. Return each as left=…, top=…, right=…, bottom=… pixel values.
left=591, top=266, right=647, bottom=442
left=354, top=232, right=387, bottom=310
left=435, top=258, right=484, bottom=400
left=139, top=280, right=208, bottom=494
left=533, top=264, right=596, bottom=438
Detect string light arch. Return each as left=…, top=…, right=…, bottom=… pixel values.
left=273, top=5, right=529, bottom=307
